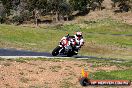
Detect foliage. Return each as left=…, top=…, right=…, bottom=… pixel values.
left=0, top=0, right=132, bottom=24
left=111, top=0, right=132, bottom=12
left=0, top=16, right=5, bottom=23
left=0, top=0, right=13, bottom=15
left=58, top=2, right=72, bottom=17
left=27, top=0, right=47, bottom=11
left=47, top=0, right=71, bottom=21
left=69, top=0, right=89, bottom=11
left=12, top=15, right=23, bottom=24
left=21, top=10, right=32, bottom=21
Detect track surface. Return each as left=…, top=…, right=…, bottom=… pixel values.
left=0, top=48, right=51, bottom=56
left=0, top=48, right=126, bottom=62
left=0, top=48, right=93, bottom=59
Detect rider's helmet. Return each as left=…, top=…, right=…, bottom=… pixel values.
left=75, top=32, right=82, bottom=39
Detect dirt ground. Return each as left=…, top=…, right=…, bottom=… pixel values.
left=0, top=59, right=131, bottom=88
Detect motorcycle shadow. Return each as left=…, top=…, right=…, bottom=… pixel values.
left=54, top=54, right=98, bottom=59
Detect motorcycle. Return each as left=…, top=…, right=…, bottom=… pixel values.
left=52, top=34, right=78, bottom=57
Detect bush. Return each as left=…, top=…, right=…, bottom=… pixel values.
left=0, top=16, right=5, bottom=24
left=21, top=10, right=32, bottom=21
left=12, top=15, right=24, bottom=24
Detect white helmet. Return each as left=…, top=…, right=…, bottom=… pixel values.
left=76, top=32, right=82, bottom=38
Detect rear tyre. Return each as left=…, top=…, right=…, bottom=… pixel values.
left=67, top=51, right=74, bottom=57
left=52, top=46, right=61, bottom=56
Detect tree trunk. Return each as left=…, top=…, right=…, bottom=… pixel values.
left=55, top=11, right=59, bottom=22
left=34, top=9, right=39, bottom=27
left=66, top=16, right=68, bottom=21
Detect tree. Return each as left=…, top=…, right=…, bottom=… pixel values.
left=111, top=0, right=132, bottom=12
left=0, top=0, right=13, bottom=16
left=89, top=0, right=104, bottom=11
left=69, top=0, right=90, bottom=12
left=26, top=0, right=48, bottom=26
left=45, top=0, right=72, bottom=21
left=27, top=0, right=47, bottom=11
left=58, top=2, right=72, bottom=21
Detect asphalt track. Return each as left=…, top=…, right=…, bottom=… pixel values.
left=0, top=48, right=127, bottom=63
left=0, top=48, right=51, bottom=56
left=0, top=48, right=95, bottom=59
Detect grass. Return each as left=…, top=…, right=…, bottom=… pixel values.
left=82, top=58, right=132, bottom=67
left=0, top=58, right=5, bottom=61
left=2, top=62, right=12, bottom=66
left=15, top=59, right=27, bottom=63
left=62, top=18, right=132, bottom=34
left=28, top=85, right=45, bottom=88
left=4, top=57, right=132, bottom=68
left=81, top=58, right=132, bottom=80
left=11, top=58, right=132, bottom=66
left=0, top=18, right=132, bottom=59
left=92, top=69, right=132, bottom=80
left=49, top=65, right=62, bottom=72
left=13, top=57, right=64, bottom=62
left=60, top=80, right=75, bottom=88
left=20, top=77, right=30, bottom=83
left=84, top=34, right=132, bottom=47
left=0, top=24, right=64, bottom=52
left=89, top=19, right=132, bottom=34
left=13, top=57, right=132, bottom=68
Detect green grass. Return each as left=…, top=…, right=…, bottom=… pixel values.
left=83, top=19, right=132, bottom=34
left=0, top=24, right=65, bottom=52
left=83, top=58, right=132, bottom=80
left=12, top=57, right=132, bottom=68
left=92, top=69, right=132, bottom=80
left=62, top=19, right=132, bottom=34
left=0, top=18, right=132, bottom=59
left=83, top=34, right=132, bottom=47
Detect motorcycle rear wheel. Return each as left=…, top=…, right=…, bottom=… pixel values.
left=67, top=51, right=74, bottom=57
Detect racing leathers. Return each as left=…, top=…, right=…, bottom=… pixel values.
left=73, top=35, right=84, bottom=53
left=60, top=34, right=84, bottom=54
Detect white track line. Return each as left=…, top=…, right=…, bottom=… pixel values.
left=0, top=56, right=91, bottom=59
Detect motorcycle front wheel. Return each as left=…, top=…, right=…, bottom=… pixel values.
left=52, top=46, right=61, bottom=56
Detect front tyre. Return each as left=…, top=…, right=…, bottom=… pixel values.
left=52, top=46, right=61, bottom=56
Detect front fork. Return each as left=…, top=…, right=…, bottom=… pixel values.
left=58, top=45, right=65, bottom=53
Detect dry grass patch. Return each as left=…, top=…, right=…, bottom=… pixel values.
left=49, top=65, right=62, bottom=72
left=20, top=77, right=30, bottom=83
left=2, top=62, right=12, bottom=66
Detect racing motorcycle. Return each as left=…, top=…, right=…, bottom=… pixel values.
left=52, top=34, right=78, bottom=57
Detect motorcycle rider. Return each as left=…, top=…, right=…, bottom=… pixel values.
left=73, top=32, right=84, bottom=54
left=60, top=32, right=84, bottom=54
